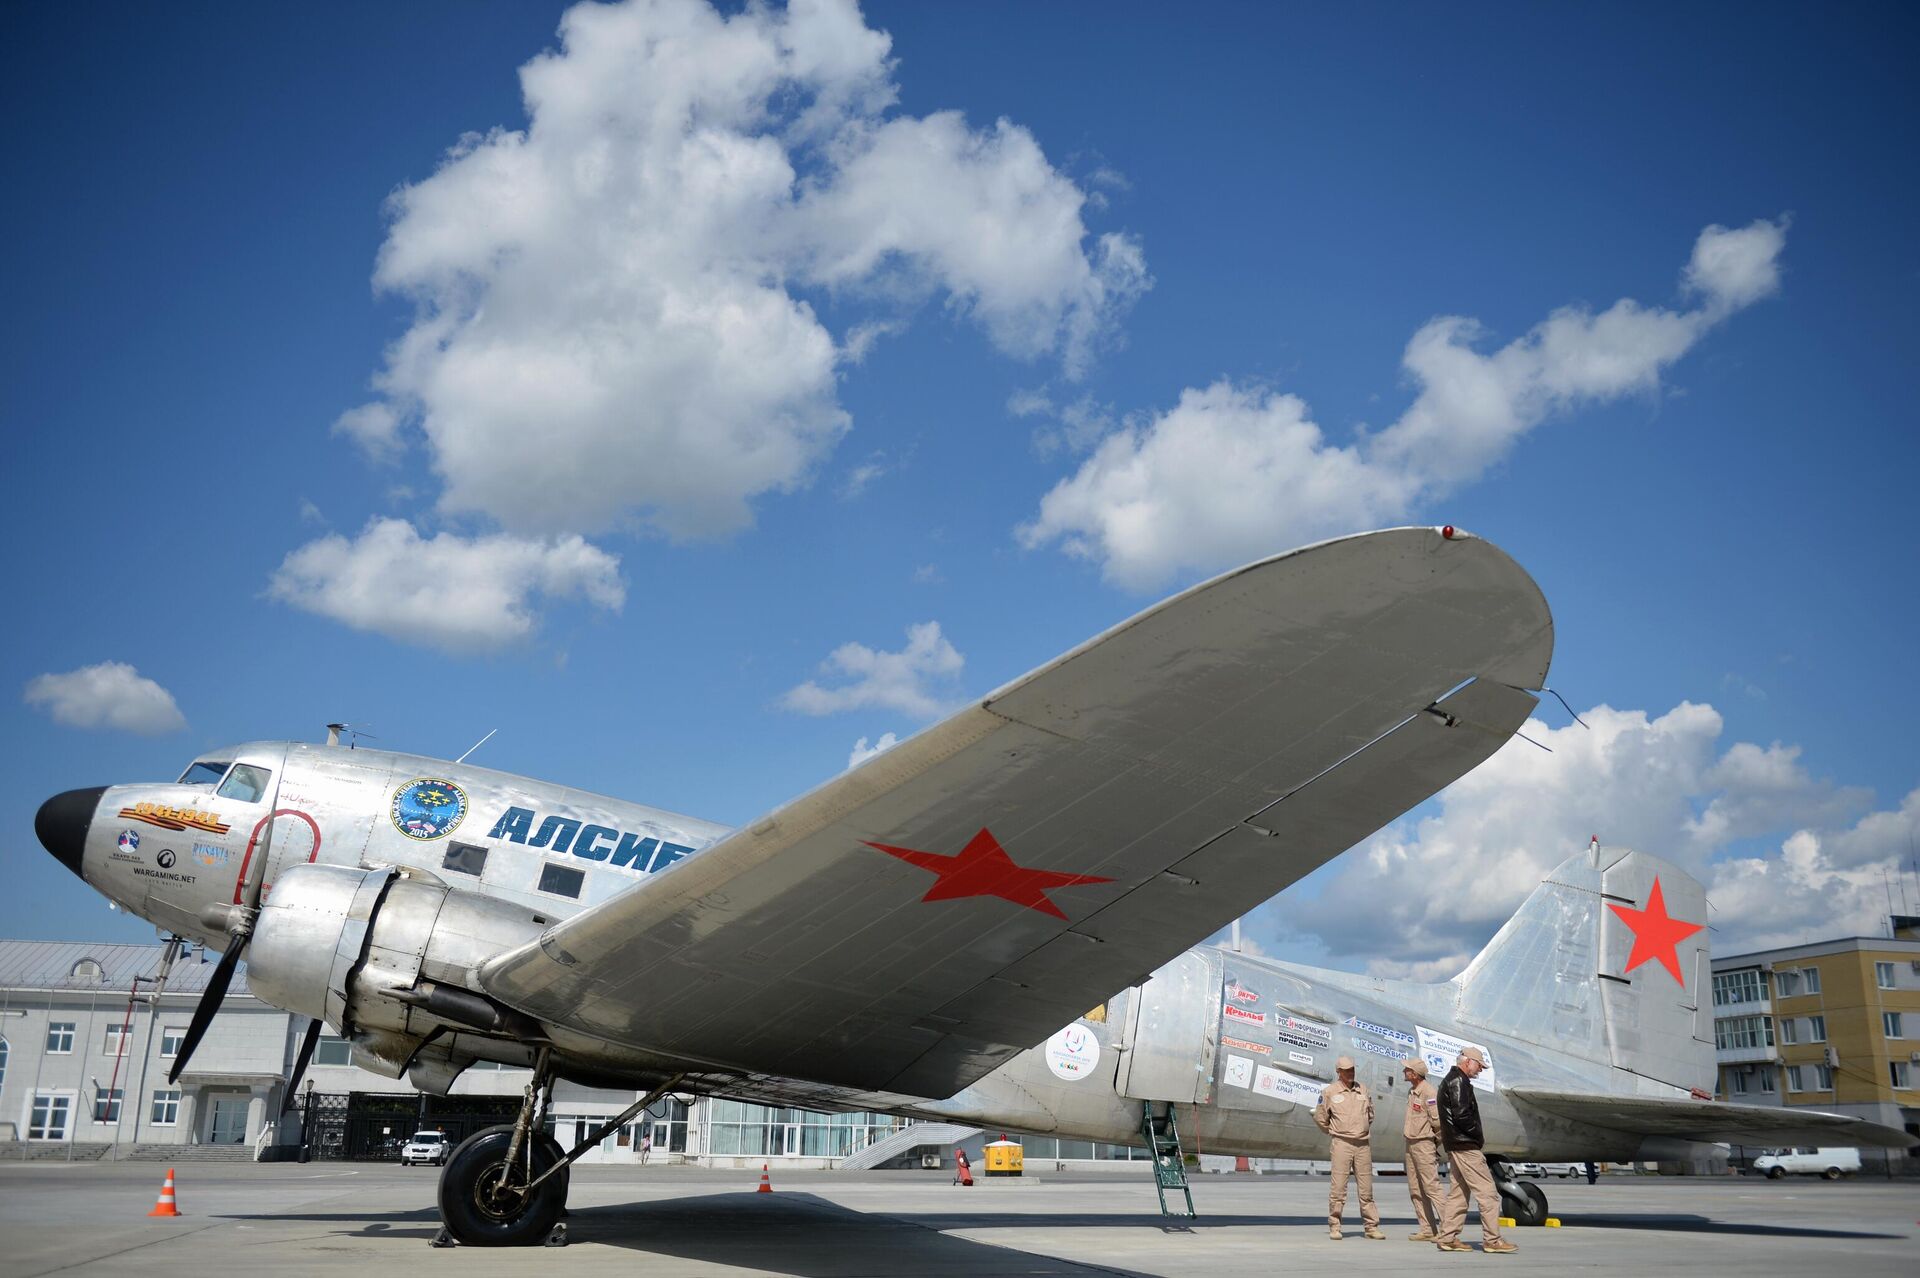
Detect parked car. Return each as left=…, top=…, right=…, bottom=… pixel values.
left=1751, top=1147, right=1859, bottom=1180
left=401, top=1131, right=451, bottom=1167
left=1539, top=1162, right=1586, bottom=1178
left=1509, top=1160, right=1547, bottom=1179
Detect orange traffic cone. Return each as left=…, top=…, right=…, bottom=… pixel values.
left=147, top=1167, right=181, bottom=1217
left=756, top=1162, right=772, bottom=1194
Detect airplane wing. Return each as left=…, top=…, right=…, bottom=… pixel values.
left=1509, top=1088, right=1914, bottom=1149
left=478, top=527, right=1554, bottom=1097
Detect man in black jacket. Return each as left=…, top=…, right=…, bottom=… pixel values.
left=1434, top=1047, right=1514, bottom=1254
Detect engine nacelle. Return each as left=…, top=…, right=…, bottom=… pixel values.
left=246, top=862, right=548, bottom=1079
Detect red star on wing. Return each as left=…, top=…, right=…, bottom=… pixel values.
left=864, top=827, right=1113, bottom=920
left=1607, top=875, right=1705, bottom=985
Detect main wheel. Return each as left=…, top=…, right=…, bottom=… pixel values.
left=1504, top=1180, right=1549, bottom=1226
left=437, top=1125, right=568, bottom=1246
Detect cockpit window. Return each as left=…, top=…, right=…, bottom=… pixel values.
left=179, top=761, right=230, bottom=786
left=216, top=764, right=272, bottom=804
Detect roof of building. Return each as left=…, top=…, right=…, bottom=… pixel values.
left=1712, top=934, right=1920, bottom=968
left=0, top=939, right=253, bottom=996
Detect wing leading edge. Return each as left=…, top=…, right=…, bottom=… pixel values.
left=1509, top=1088, right=1913, bottom=1149
left=479, top=527, right=1554, bottom=1097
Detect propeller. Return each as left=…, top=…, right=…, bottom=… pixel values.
left=169, top=747, right=289, bottom=1084
left=280, top=1018, right=325, bottom=1116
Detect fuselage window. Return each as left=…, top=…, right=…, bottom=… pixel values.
left=216, top=764, right=272, bottom=803
left=537, top=863, right=584, bottom=899
left=178, top=761, right=230, bottom=786
left=443, top=842, right=488, bottom=877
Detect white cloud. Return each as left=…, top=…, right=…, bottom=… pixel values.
left=268, top=517, right=624, bottom=654
left=1021, top=218, right=1788, bottom=590
left=847, top=731, right=899, bottom=769
left=1249, top=699, right=1907, bottom=976
left=781, top=620, right=962, bottom=719
left=349, top=0, right=1140, bottom=542
left=25, top=662, right=187, bottom=735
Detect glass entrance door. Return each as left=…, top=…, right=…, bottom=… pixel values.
left=209, top=1096, right=248, bottom=1144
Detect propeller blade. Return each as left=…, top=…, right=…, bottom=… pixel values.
left=167, top=941, right=244, bottom=1084
left=281, top=1018, right=324, bottom=1115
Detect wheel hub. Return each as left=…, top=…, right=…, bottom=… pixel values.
left=473, top=1162, right=531, bottom=1221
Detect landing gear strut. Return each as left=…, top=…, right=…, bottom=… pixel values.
left=432, top=1050, right=684, bottom=1247
left=1488, top=1157, right=1549, bottom=1227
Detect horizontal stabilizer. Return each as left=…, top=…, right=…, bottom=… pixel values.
left=1509, top=1087, right=1913, bottom=1149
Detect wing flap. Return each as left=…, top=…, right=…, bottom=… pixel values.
left=480, top=528, right=1554, bottom=1097
left=1509, top=1087, right=1913, bottom=1149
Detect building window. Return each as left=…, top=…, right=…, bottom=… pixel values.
left=29, top=1093, right=72, bottom=1140
left=1774, top=970, right=1800, bottom=997
left=71, top=958, right=104, bottom=983
left=1712, top=969, right=1768, bottom=1007
left=1886, top=1012, right=1906, bottom=1039
left=92, top=1089, right=123, bottom=1123
left=160, top=1026, right=185, bottom=1059
left=1714, top=1014, right=1775, bottom=1051
left=1876, top=961, right=1897, bottom=990
left=1728, top=1069, right=1748, bottom=1095
left=1778, top=1018, right=1798, bottom=1045
left=0, top=1036, right=7, bottom=1093
left=538, top=863, right=584, bottom=899
left=1802, top=967, right=1821, bottom=994
left=705, top=1099, right=903, bottom=1159
left=442, top=842, right=488, bottom=876
left=1785, top=1065, right=1803, bottom=1092
left=314, top=1033, right=352, bottom=1066
left=1758, top=1067, right=1775, bottom=1093
left=1892, top=1061, right=1912, bottom=1090
left=103, top=1024, right=133, bottom=1057
left=1807, top=1015, right=1826, bottom=1043
left=45, top=1022, right=74, bottom=1054
left=1815, top=1063, right=1834, bottom=1089
left=151, top=1089, right=180, bottom=1125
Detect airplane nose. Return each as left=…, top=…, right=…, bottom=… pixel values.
left=36, top=786, right=105, bottom=879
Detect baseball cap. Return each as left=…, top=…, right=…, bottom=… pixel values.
left=1335, top=1055, right=1356, bottom=1070
left=1401, top=1057, right=1427, bottom=1077
left=1459, top=1046, right=1487, bottom=1065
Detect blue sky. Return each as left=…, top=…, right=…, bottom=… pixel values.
left=6, top=2, right=1916, bottom=974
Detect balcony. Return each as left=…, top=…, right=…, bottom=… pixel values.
left=1716, top=1043, right=1781, bottom=1066
left=1712, top=996, right=1771, bottom=1016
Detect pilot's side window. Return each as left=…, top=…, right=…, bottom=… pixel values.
left=216, top=764, right=272, bottom=803
left=538, top=863, right=584, bottom=899
left=442, top=843, right=488, bottom=877
left=179, top=761, right=230, bottom=786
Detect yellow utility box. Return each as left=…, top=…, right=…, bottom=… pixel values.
left=984, top=1139, right=1024, bottom=1176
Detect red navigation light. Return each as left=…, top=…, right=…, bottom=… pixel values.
left=1440, top=525, right=1456, bottom=540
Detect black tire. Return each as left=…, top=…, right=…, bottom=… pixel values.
left=1822, top=1166, right=1841, bottom=1180
left=1505, top=1181, right=1549, bottom=1227
left=437, top=1125, right=567, bottom=1246
left=1767, top=1166, right=1785, bottom=1179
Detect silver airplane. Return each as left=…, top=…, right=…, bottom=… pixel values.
left=33, top=528, right=1905, bottom=1245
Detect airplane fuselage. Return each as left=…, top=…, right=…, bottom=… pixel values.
left=43, top=739, right=1670, bottom=1164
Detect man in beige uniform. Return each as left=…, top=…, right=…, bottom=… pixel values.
left=1400, top=1058, right=1443, bottom=1241
left=1313, top=1056, right=1385, bottom=1240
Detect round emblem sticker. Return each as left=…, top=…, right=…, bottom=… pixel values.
left=391, top=778, right=468, bottom=841
left=118, top=829, right=140, bottom=854
left=1044, top=1024, right=1102, bottom=1082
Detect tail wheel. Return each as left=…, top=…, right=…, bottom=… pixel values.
left=1506, top=1181, right=1549, bottom=1226
left=437, top=1124, right=567, bottom=1246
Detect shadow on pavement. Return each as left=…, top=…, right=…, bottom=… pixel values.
left=1552, top=1214, right=1905, bottom=1240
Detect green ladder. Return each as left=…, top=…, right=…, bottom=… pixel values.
left=1141, top=1101, right=1196, bottom=1219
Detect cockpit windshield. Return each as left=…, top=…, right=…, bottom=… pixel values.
left=179, top=761, right=230, bottom=786
left=216, top=763, right=272, bottom=803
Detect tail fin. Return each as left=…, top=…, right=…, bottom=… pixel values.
left=1454, top=844, right=1712, bottom=1092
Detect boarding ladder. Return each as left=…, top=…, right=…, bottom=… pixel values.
left=1141, top=1101, right=1195, bottom=1220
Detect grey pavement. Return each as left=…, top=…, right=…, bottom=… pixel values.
left=1, top=1162, right=1914, bottom=1276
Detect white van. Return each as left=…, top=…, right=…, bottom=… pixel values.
left=1750, top=1147, right=1860, bottom=1179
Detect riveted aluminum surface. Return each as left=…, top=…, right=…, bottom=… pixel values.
left=1117, top=948, right=1222, bottom=1103
left=418, top=886, right=550, bottom=987
left=246, top=862, right=387, bottom=1022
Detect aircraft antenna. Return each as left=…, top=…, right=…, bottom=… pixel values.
left=325, top=722, right=377, bottom=749
left=1230, top=917, right=1242, bottom=953
left=1542, top=688, right=1590, bottom=730
left=456, top=728, right=498, bottom=764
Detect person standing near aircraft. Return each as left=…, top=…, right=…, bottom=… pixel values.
left=1400, top=1057, right=1443, bottom=1241
left=1434, top=1047, right=1515, bottom=1254
left=1314, top=1055, right=1385, bottom=1240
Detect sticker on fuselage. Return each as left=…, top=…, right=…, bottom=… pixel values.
left=1044, top=1025, right=1102, bottom=1081
left=390, top=778, right=469, bottom=841
left=1223, top=1055, right=1254, bottom=1088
